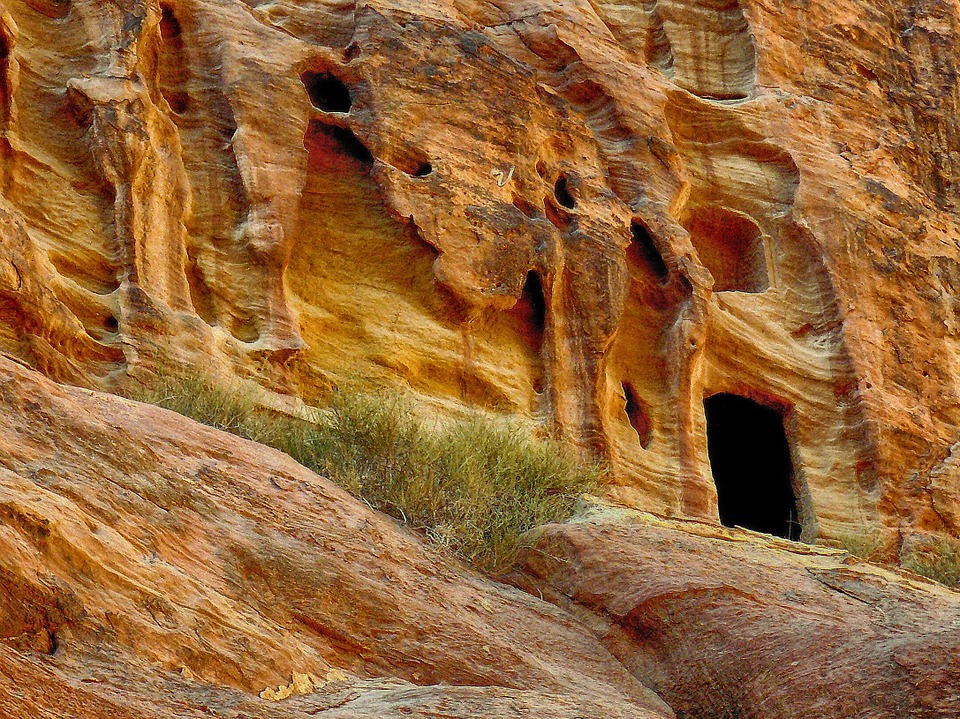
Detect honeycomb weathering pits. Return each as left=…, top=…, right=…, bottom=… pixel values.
left=0, top=0, right=958, bottom=553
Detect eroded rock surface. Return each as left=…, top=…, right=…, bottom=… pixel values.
left=2, top=0, right=960, bottom=546
left=519, top=508, right=960, bottom=718
left=0, top=353, right=672, bottom=717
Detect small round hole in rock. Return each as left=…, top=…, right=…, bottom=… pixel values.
left=105, top=316, right=119, bottom=333
left=301, top=70, right=352, bottom=113
left=394, top=149, right=433, bottom=178
left=344, top=43, right=362, bottom=62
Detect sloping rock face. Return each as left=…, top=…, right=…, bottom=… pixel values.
left=518, top=509, right=960, bottom=718
left=1, top=0, right=959, bottom=549
left=0, top=353, right=672, bottom=718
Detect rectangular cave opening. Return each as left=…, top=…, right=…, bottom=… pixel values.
left=704, top=392, right=801, bottom=541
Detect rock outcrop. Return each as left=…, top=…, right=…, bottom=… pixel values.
left=519, top=509, right=960, bottom=717
left=2, top=0, right=960, bottom=547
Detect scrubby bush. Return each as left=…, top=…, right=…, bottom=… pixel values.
left=901, top=537, right=960, bottom=589
left=131, top=372, right=603, bottom=573
left=835, top=530, right=890, bottom=564
left=837, top=530, right=960, bottom=589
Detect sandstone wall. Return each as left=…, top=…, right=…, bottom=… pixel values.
left=1, top=0, right=959, bottom=545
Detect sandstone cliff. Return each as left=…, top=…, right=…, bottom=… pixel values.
left=3, top=0, right=960, bottom=547
left=2, top=0, right=960, bottom=713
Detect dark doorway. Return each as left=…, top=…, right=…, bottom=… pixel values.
left=704, top=393, right=800, bottom=540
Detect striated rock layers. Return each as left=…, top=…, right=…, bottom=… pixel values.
left=2, top=0, right=960, bottom=547
left=0, top=354, right=674, bottom=718
left=3, top=352, right=960, bottom=716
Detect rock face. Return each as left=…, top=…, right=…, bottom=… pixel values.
left=0, top=353, right=672, bottom=718
left=2, top=0, right=960, bottom=545
left=519, top=509, right=960, bottom=718
left=2, top=353, right=960, bottom=716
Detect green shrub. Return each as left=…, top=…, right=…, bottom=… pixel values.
left=836, top=528, right=960, bottom=589
left=130, top=372, right=603, bottom=573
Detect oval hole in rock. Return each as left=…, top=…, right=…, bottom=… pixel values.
left=622, top=382, right=652, bottom=448
left=629, top=220, right=668, bottom=281
left=412, top=162, right=433, bottom=177
left=105, top=315, right=119, bottom=333
left=394, top=148, right=433, bottom=178
left=554, top=175, right=575, bottom=209
left=301, top=70, right=352, bottom=113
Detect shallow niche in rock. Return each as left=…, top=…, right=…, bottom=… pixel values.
left=0, top=30, right=9, bottom=123
left=658, top=0, right=756, bottom=100
left=704, top=392, right=801, bottom=540
left=512, top=194, right=537, bottom=219
left=158, top=4, right=189, bottom=114
left=508, top=270, right=548, bottom=394
left=628, top=219, right=669, bottom=282
left=24, top=0, right=69, bottom=19
left=682, top=206, right=767, bottom=293
left=622, top=382, right=653, bottom=448
left=511, top=270, right=547, bottom=355
left=301, top=69, right=352, bottom=113
left=304, top=121, right=373, bottom=170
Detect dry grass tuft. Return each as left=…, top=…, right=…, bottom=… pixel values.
left=131, top=371, right=603, bottom=573
left=901, top=537, right=960, bottom=589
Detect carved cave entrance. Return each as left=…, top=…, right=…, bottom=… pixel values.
left=703, top=393, right=800, bottom=540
